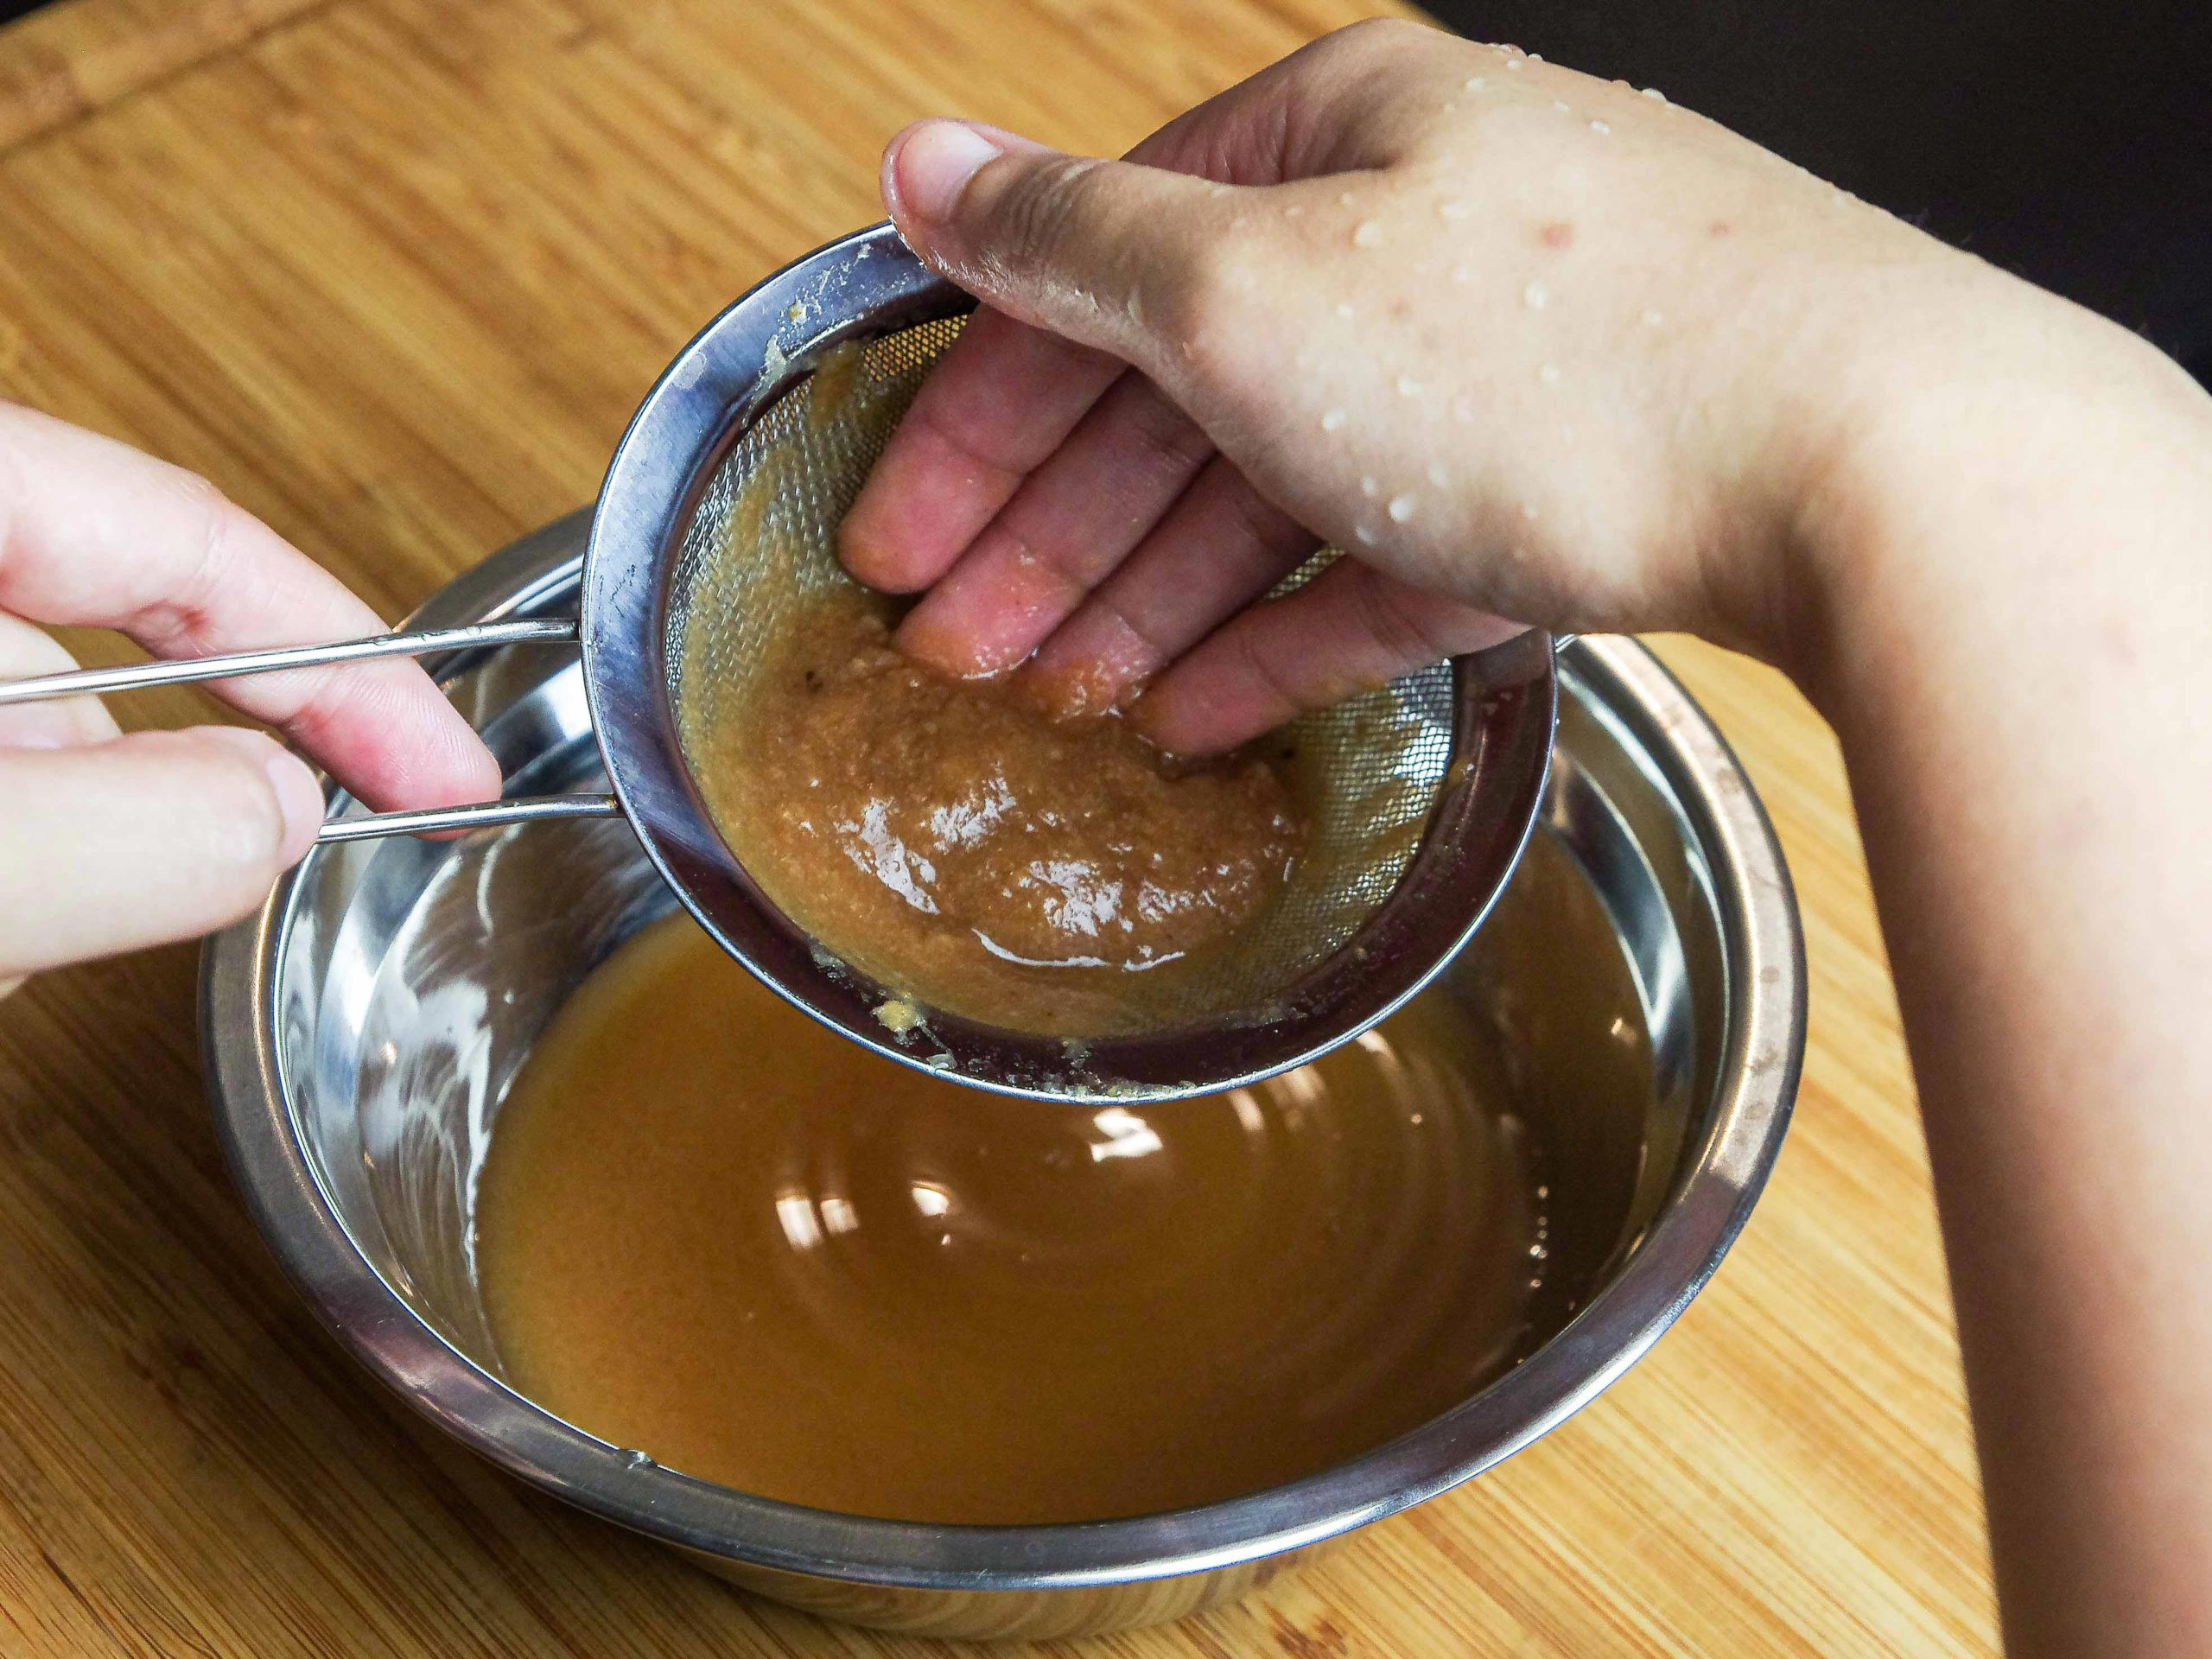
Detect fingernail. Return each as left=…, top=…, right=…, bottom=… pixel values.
left=262, top=748, right=327, bottom=857
left=199, top=727, right=327, bottom=861
left=892, top=120, right=1005, bottom=226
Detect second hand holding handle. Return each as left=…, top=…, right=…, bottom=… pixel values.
left=0, top=615, right=621, bottom=842
left=0, top=616, right=580, bottom=703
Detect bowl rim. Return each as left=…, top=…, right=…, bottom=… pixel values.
left=200, top=516, right=1805, bottom=1593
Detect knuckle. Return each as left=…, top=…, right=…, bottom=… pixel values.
left=1226, top=480, right=1301, bottom=555
left=163, top=464, right=234, bottom=549
left=1335, top=16, right=1425, bottom=52
left=1121, top=391, right=1211, bottom=481
left=1353, top=576, right=1446, bottom=669
left=1313, top=16, right=1432, bottom=72
left=1227, top=619, right=1306, bottom=714
left=996, top=153, right=1115, bottom=271
left=1154, top=232, right=1274, bottom=401
left=1086, top=592, right=1174, bottom=671
left=150, top=467, right=245, bottom=644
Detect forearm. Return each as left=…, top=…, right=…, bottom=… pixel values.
left=1804, top=302, right=2212, bottom=1658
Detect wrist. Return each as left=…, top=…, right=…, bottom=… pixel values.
left=1777, top=273, right=2211, bottom=722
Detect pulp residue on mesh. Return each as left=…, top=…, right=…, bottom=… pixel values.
left=670, top=332, right=1452, bottom=1039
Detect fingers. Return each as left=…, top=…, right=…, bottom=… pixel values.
left=0, top=727, right=323, bottom=979
left=0, top=405, right=500, bottom=812
left=847, top=22, right=1439, bottom=602
left=0, top=615, right=117, bottom=749
left=1131, top=557, right=1524, bottom=755
left=1016, top=458, right=1315, bottom=715
left=893, top=373, right=1215, bottom=677
left=838, top=308, right=1124, bottom=593
left=880, top=121, right=1228, bottom=363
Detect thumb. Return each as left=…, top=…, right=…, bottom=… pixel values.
left=0, top=726, right=324, bottom=981
left=882, top=119, right=1226, bottom=361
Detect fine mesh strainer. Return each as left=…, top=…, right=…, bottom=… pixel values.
left=0, top=223, right=1560, bottom=1102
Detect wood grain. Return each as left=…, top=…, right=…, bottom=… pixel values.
left=0, top=0, right=327, bottom=151
left=0, top=0, right=1999, bottom=1652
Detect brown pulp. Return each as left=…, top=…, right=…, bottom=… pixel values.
left=475, top=913, right=1547, bottom=1525
left=685, top=584, right=1306, bottom=1037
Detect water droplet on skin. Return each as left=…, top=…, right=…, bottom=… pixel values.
left=1351, top=219, right=1382, bottom=248
left=1521, top=502, right=1541, bottom=520
left=1642, top=86, right=1667, bottom=101
left=1528, top=51, right=1543, bottom=61
left=1505, top=58, right=1523, bottom=72
left=1538, top=363, right=1560, bottom=385
left=1388, top=494, right=1417, bottom=523
left=1320, top=408, right=1347, bottom=432
left=1465, top=76, right=1487, bottom=90
left=1590, top=119, right=1611, bottom=135
left=1360, top=475, right=1379, bottom=498
left=1353, top=525, right=1378, bottom=547
left=1284, top=203, right=1305, bottom=218
left=1396, top=375, right=1422, bottom=397
left=1831, top=190, right=1849, bottom=207
left=1439, top=200, right=1470, bottom=220
left=1427, top=461, right=1450, bottom=487
left=1642, top=308, right=1666, bottom=327
left=1338, top=189, right=1357, bottom=207
left=1334, top=301, right=1355, bottom=320
left=1551, top=100, right=1570, bottom=113
left=1522, top=280, right=1548, bottom=309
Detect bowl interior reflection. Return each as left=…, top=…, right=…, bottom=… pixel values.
left=273, top=636, right=1712, bottom=1503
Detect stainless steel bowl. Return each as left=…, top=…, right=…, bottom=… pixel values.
left=200, top=513, right=1805, bottom=1641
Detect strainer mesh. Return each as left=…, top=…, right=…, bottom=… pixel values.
left=666, top=319, right=1454, bottom=1033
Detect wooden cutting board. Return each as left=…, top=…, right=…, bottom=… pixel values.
left=0, top=0, right=1997, bottom=1652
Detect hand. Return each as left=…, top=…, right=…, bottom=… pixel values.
left=849, top=25, right=2212, bottom=1655
left=0, top=405, right=500, bottom=988
left=838, top=18, right=2010, bottom=750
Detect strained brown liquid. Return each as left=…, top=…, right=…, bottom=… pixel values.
left=476, top=913, right=1545, bottom=1525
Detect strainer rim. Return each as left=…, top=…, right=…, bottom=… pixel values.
left=579, top=222, right=1559, bottom=1103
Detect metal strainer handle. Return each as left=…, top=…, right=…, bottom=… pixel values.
left=0, top=614, right=621, bottom=842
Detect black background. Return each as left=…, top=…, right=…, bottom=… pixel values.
left=1420, top=1, right=2211, bottom=383
left=2, top=1, right=2204, bottom=379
